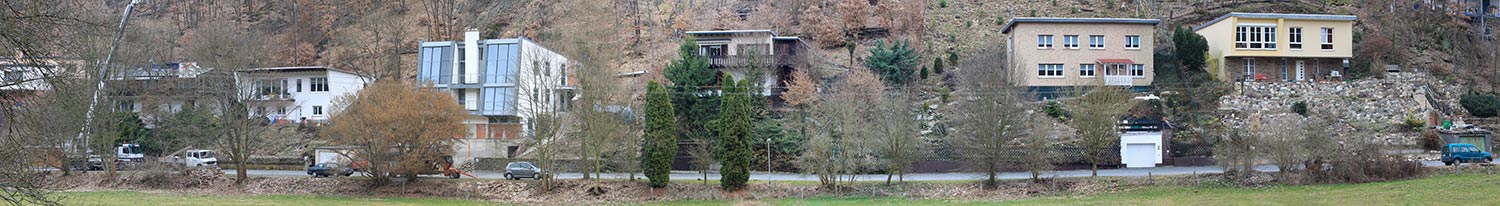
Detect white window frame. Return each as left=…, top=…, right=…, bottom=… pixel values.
left=1063, top=35, right=1080, bottom=49
left=1088, top=35, right=1105, bottom=49
left=310, top=77, right=329, bottom=92
left=1125, top=35, right=1141, bottom=49
left=1037, top=35, right=1054, bottom=49
left=1244, top=58, right=1256, bottom=79
left=312, top=105, right=324, bottom=116
left=1038, top=64, right=1064, bottom=78
left=1130, top=64, right=1146, bottom=78
left=1235, top=24, right=1277, bottom=50
left=1080, top=64, right=1096, bottom=78
left=1288, top=27, right=1303, bottom=50
left=1320, top=27, right=1334, bottom=51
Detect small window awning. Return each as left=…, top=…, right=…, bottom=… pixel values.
left=1097, top=59, right=1135, bottom=64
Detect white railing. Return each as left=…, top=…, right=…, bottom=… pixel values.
left=1104, top=75, right=1133, bottom=86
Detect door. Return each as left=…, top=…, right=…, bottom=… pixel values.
left=1124, top=143, right=1157, bottom=168
left=1460, top=136, right=1488, bottom=152
left=1295, top=61, right=1306, bottom=81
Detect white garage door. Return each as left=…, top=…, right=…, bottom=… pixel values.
left=1124, top=143, right=1156, bottom=168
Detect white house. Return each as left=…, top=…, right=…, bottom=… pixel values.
left=237, top=66, right=373, bottom=124
left=418, top=30, right=574, bottom=163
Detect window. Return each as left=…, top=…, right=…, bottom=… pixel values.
left=1244, top=59, right=1256, bottom=79
left=295, top=79, right=302, bottom=92
left=456, top=89, right=466, bottom=105
left=699, top=45, right=726, bottom=57
left=1235, top=25, right=1277, bottom=49
left=116, top=100, right=134, bottom=111
left=1037, top=35, right=1053, bottom=48
left=1063, top=35, right=1079, bottom=48
left=1079, top=64, right=1096, bottom=78
left=1125, top=35, right=1141, bottom=49
left=1288, top=27, right=1304, bottom=49
left=737, top=44, right=769, bottom=55
left=310, top=77, right=329, bottom=92
left=312, top=106, right=324, bottom=115
left=1088, top=35, right=1105, bottom=49
left=1038, top=64, right=1064, bottom=77
left=1321, top=28, right=1334, bottom=50
left=1129, top=64, right=1145, bottom=77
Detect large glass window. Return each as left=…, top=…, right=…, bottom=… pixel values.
left=1235, top=25, right=1277, bottom=49
left=1038, top=64, right=1064, bottom=77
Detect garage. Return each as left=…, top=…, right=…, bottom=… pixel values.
left=1118, top=118, right=1166, bottom=168
left=1123, top=143, right=1157, bottom=168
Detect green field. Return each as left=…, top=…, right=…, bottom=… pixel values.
left=61, top=174, right=1500, bottom=206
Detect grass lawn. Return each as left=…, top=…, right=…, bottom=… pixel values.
left=59, top=174, right=1500, bottom=205
left=62, top=191, right=498, bottom=206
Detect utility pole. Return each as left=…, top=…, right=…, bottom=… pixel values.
left=76, top=0, right=140, bottom=161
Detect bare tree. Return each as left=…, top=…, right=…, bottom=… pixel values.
left=325, top=9, right=413, bottom=80
left=873, top=92, right=922, bottom=185
left=515, top=44, right=569, bottom=191
left=1071, top=85, right=1132, bottom=177
left=798, top=65, right=882, bottom=189
left=1017, top=123, right=1060, bottom=182
left=187, top=17, right=283, bottom=184
left=948, top=49, right=1030, bottom=189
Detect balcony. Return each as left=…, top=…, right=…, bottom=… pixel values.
left=1103, top=75, right=1133, bottom=86
left=705, top=55, right=786, bottom=68
left=249, top=93, right=295, bottom=102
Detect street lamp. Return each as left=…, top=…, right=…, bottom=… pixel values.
left=766, top=137, right=771, bottom=183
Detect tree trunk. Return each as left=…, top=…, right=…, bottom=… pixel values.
left=236, top=163, right=248, bottom=184
left=885, top=173, right=892, bottom=185
left=1091, top=163, right=1099, bottom=177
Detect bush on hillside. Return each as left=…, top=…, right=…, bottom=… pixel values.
left=1460, top=94, right=1500, bottom=117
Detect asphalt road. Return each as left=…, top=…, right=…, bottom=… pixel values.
left=226, top=159, right=1494, bottom=181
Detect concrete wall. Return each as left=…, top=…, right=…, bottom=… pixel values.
left=1007, top=22, right=1156, bottom=87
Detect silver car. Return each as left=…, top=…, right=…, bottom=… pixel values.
left=504, top=162, right=545, bottom=180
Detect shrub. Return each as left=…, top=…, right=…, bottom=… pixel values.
left=920, top=66, right=929, bottom=80
left=1291, top=101, right=1308, bottom=116
left=1403, top=113, right=1426, bottom=132
left=1461, top=94, right=1500, bottom=117
left=939, top=0, right=947, bottom=8
left=996, top=16, right=1005, bottom=25
left=932, top=58, right=945, bottom=75
left=1044, top=101, right=1068, bottom=120
left=947, top=49, right=959, bottom=66
left=1421, top=130, right=1443, bottom=151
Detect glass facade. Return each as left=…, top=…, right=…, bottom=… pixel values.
left=419, top=41, right=523, bottom=116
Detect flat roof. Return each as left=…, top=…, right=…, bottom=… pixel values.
left=685, top=29, right=778, bottom=36
left=240, top=66, right=370, bottom=78
left=1001, top=17, right=1161, bottom=34
left=1193, top=12, right=1358, bottom=31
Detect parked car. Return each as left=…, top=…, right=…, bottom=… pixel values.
left=307, top=163, right=354, bottom=177
left=504, top=162, right=545, bottom=180
left=1442, top=143, right=1493, bottom=166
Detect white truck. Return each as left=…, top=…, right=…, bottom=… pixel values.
left=85, top=144, right=146, bottom=170
left=161, top=148, right=218, bottom=168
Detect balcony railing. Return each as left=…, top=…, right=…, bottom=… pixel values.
left=250, top=93, right=295, bottom=101
left=705, top=55, right=787, bottom=68
left=1104, top=75, right=1133, bottom=86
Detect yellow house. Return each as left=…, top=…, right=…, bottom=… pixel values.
left=1194, top=13, right=1356, bottom=82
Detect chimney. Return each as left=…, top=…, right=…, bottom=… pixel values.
left=463, top=29, right=480, bottom=84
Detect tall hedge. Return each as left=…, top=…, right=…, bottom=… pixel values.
left=717, top=74, right=753, bottom=191
left=1462, top=94, right=1500, bottom=117
left=643, top=81, right=677, bottom=188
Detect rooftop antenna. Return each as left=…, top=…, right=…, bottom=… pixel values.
left=76, top=0, right=141, bottom=158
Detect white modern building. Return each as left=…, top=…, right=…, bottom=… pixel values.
left=418, top=30, right=574, bottom=162
left=237, top=66, right=374, bottom=124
